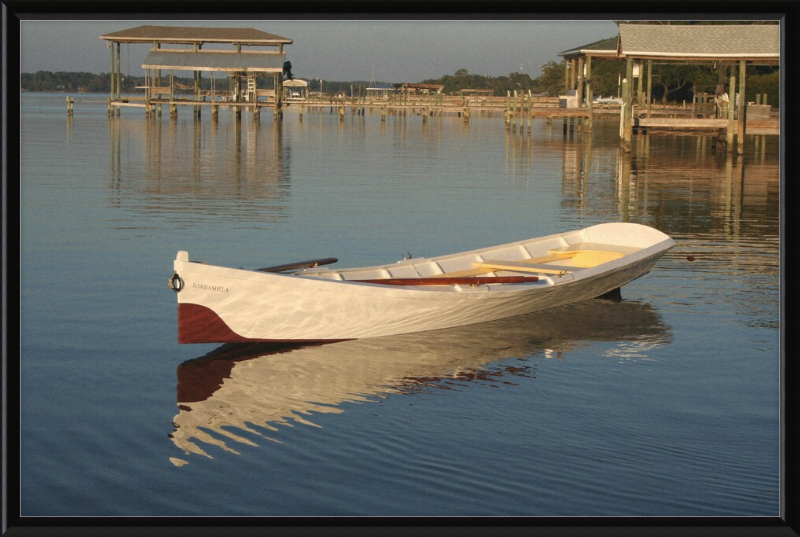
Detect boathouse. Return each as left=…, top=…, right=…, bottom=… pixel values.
left=283, top=79, right=309, bottom=101
left=397, top=83, right=445, bottom=95
left=559, top=23, right=780, bottom=153
left=99, top=25, right=292, bottom=117
left=366, top=83, right=396, bottom=100
left=557, top=36, right=619, bottom=131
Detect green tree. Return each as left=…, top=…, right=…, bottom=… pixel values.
left=652, top=64, right=706, bottom=104
left=531, top=61, right=565, bottom=96
left=588, top=59, right=625, bottom=98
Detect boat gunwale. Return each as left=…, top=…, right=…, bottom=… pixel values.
left=174, top=238, right=675, bottom=299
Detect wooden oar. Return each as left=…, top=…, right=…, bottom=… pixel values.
left=257, top=257, right=338, bottom=272
left=352, top=276, right=539, bottom=286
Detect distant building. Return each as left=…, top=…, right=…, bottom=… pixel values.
left=397, top=83, right=445, bottom=95
left=366, top=83, right=396, bottom=100
left=283, top=79, right=309, bottom=100
left=99, top=25, right=292, bottom=106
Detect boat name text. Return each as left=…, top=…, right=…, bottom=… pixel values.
left=192, top=282, right=230, bottom=293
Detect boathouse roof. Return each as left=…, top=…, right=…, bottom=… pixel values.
left=100, top=25, right=293, bottom=46
left=142, top=50, right=285, bottom=73
left=283, top=79, right=309, bottom=87
left=558, top=36, right=619, bottom=59
left=367, top=83, right=395, bottom=90
left=617, top=23, right=779, bottom=63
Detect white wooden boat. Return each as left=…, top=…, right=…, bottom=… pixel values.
left=169, top=222, right=674, bottom=343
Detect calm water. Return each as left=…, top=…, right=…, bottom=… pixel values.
left=19, top=93, right=781, bottom=517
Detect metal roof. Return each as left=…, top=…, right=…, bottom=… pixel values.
left=142, top=50, right=286, bottom=73
left=618, top=23, right=779, bottom=61
left=283, top=79, right=309, bottom=87
left=100, top=25, right=292, bottom=46
left=558, top=36, right=619, bottom=58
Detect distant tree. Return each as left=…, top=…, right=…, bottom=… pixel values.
left=20, top=64, right=780, bottom=108
left=652, top=64, right=712, bottom=104
left=746, top=67, right=779, bottom=107
left=531, top=61, right=564, bottom=96
left=588, top=59, right=625, bottom=98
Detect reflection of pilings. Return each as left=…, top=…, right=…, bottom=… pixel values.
left=274, top=116, right=283, bottom=175
left=247, top=113, right=257, bottom=173
left=234, top=111, right=242, bottom=180
left=582, top=134, right=592, bottom=206
left=108, top=115, right=122, bottom=188
left=753, top=135, right=768, bottom=164
left=193, top=116, right=202, bottom=182
left=722, top=155, right=745, bottom=239
left=617, top=149, right=632, bottom=221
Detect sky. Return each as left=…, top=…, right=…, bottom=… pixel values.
left=19, top=19, right=619, bottom=83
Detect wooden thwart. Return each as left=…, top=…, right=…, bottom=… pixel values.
left=431, top=251, right=578, bottom=278
left=475, top=260, right=578, bottom=275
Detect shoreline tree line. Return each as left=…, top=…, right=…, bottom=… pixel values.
left=21, top=61, right=779, bottom=108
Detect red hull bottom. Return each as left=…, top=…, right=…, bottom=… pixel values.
left=177, top=303, right=350, bottom=344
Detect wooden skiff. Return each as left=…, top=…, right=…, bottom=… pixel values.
left=169, top=222, right=674, bottom=343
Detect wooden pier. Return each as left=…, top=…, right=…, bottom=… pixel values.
left=103, top=90, right=617, bottom=135
left=100, top=89, right=778, bottom=146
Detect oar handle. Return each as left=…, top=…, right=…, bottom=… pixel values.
left=352, top=276, right=539, bottom=286
left=257, top=257, right=338, bottom=272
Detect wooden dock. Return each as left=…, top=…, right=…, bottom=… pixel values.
left=101, top=91, right=778, bottom=142
left=635, top=117, right=779, bottom=136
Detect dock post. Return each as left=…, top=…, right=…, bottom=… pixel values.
left=637, top=61, right=644, bottom=109
left=504, top=92, right=511, bottom=132
left=621, top=58, right=633, bottom=152
left=577, top=56, right=584, bottom=105
left=726, top=72, right=735, bottom=153
left=585, top=56, right=593, bottom=133
left=737, top=60, right=746, bottom=156
left=646, top=60, right=653, bottom=116
left=527, top=91, right=532, bottom=134
left=381, top=106, right=386, bottom=122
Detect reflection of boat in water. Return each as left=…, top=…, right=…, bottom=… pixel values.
left=169, top=299, right=670, bottom=464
